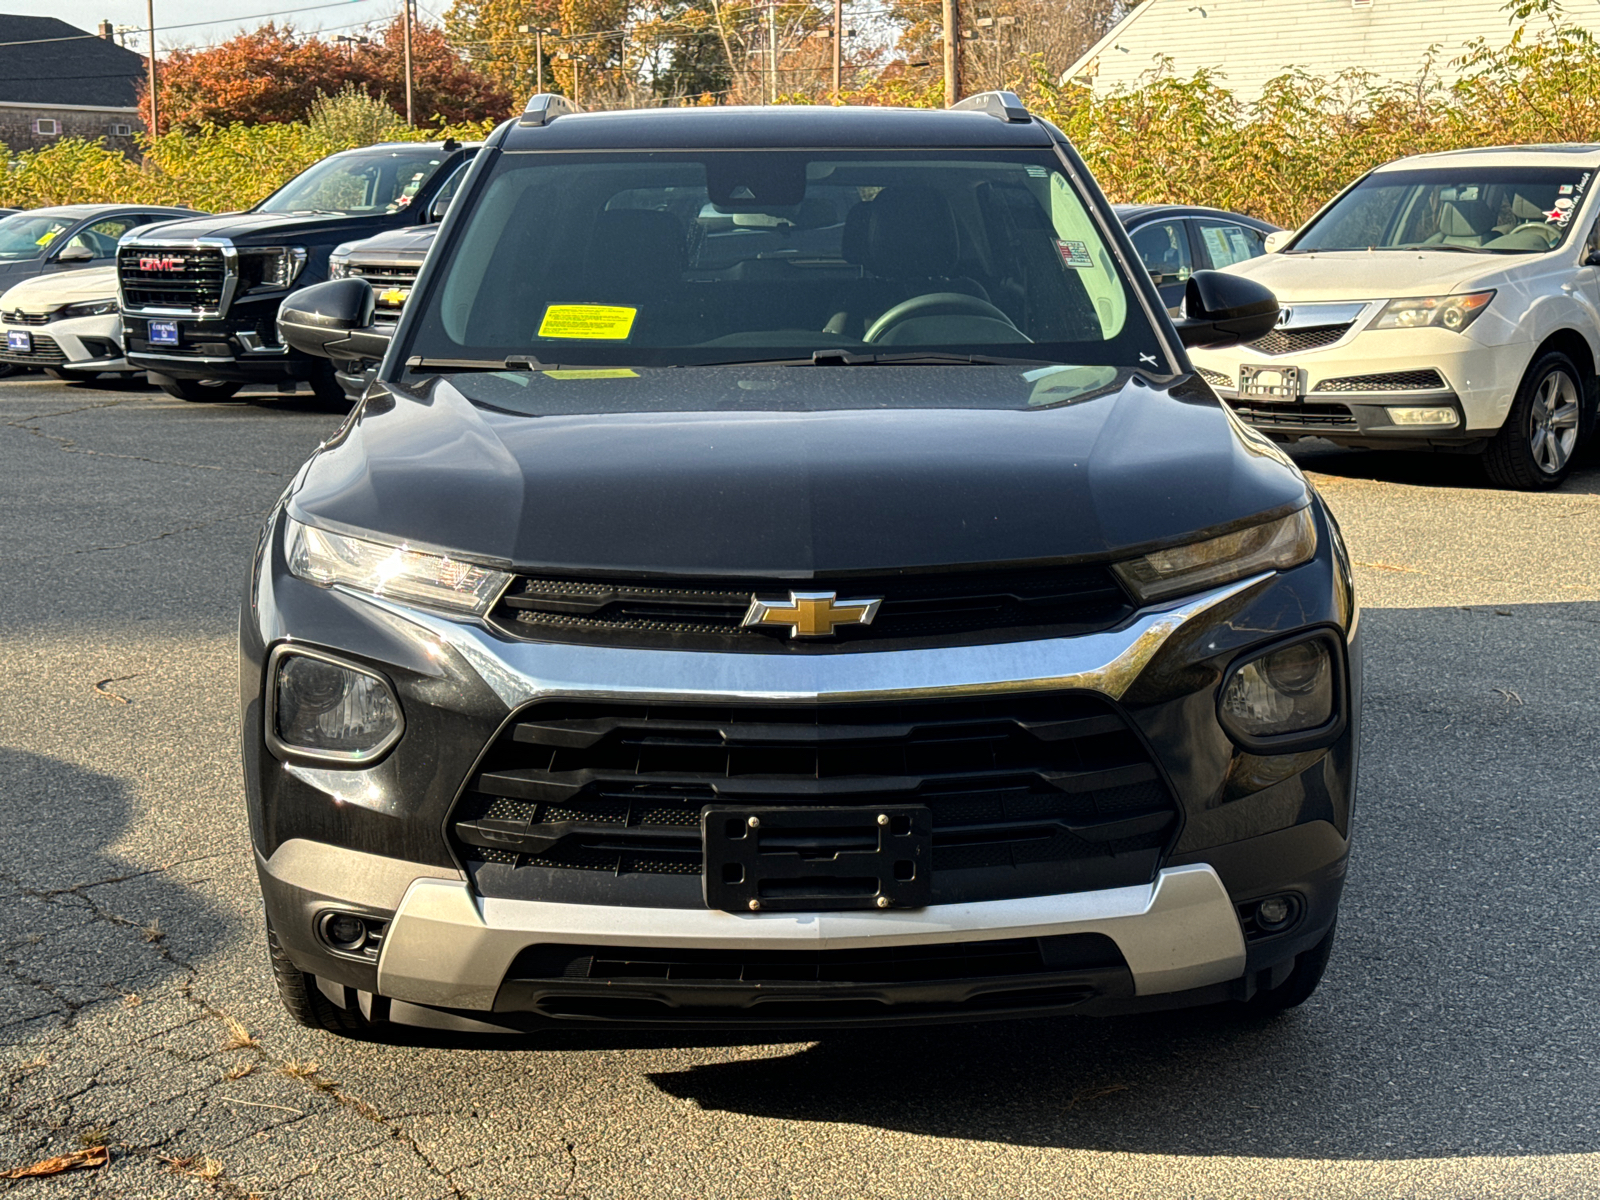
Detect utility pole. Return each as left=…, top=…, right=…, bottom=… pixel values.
left=767, top=3, right=777, bottom=104
left=831, top=0, right=842, bottom=102
left=145, top=0, right=158, bottom=135
left=519, top=25, right=559, bottom=95
left=941, top=0, right=959, bottom=106
left=402, top=0, right=415, bottom=126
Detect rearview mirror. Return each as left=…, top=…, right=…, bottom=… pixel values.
left=1173, top=271, right=1279, bottom=349
left=1263, top=230, right=1293, bottom=253
left=54, top=245, right=94, bottom=263
left=276, top=279, right=389, bottom=361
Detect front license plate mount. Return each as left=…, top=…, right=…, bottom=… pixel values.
left=148, top=321, right=179, bottom=347
left=1238, top=363, right=1304, bottom=401
left=6, top=330, right=31, bottom=353
left=702, top=804, right=932, bottom=913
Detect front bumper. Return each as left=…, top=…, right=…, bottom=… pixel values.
left=122, top=304, right=315, bottom=382
left=0, top=312, right=133, bottom=373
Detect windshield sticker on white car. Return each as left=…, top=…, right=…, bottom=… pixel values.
left=1549, top=173, right=1592, bottom=224
left=1561, top=184, right=1575, bottom=195
left=1055, top=239, right=1094, bottom=269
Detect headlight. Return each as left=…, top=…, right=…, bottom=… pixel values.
left=1371, top=290, right=1494, bottom=333
left=237, top=246, right=308, bottom=294
left=285, top=516, right=511, bottom=615
left=328, top=242, right=358, bottom=279
left=58, top=299, right=117, bottom=319
left=1219, top=632, right=1342, bottom=746
left=268, top=647, right=402, bottom=762
left=1112, top=508, right=1317, bottom=604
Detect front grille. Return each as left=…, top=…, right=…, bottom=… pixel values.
left=118, top=245, right=228, bottom=313
left=1195, top=366, right=1232, bottom=388
left=348, top=261, right=419, bottom=320
left=1228, top=401, right=1357, bottom=428
left=492, top=564, right=1133, bottom=651
left=450, top=694, right=1179, bottom=906
left=2, top=310, right=49, bottom=326
left=1247, top=325, right=1350, bottom=356
left=1314, top=369, right=1446, bottom=393
left=0, top=334, right=66, bottom=365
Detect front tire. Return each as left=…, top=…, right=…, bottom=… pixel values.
left=266, top=918, right=375, bottom=1038
left=1483, top=350, right=1584, bottom=489
left=156, top=375, right=243, bottom=403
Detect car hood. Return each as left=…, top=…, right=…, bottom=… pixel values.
left=0, top=265, right=118, bottom=310
left=288, top=366, right=1309, bottom=576
left=128, top=210, right=404, bottom=244
left=1226, top=249, right=1496, bottom=301
left=345, top=225, right=438, bottom=257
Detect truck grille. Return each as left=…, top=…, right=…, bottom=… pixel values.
left=449, top=694, right=1179, bottom=906
left=349, top=262, right=420, bottom=320
left=0, top=334, right=67, bottom=365
left=1246, top=325, right=1350, bottom=356
left=491, top=564, right=1132, bottom=651
left=118, top=246, right=229, bottom=313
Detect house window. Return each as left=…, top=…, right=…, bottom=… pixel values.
left=109, top=123, right=132, bottom=137
left=33, top=118, right=59, bottom=136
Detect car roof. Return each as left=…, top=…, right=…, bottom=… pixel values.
left=6, top=203, right=198, bottom=218
left=1113, top=203, right=1280, bottom=230
left=333, top=142, right=480, bottom=154
left=1376, top=145, right=1600, bottom=171
left=498, top=104, right=1056, bottom=152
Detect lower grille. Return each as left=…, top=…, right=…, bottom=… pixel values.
left=492, top=564, right=1132, bottom=650
left=1247, top=325, right=1350, bottom=356
left=1195, top=366, right=1232, bottom=388
left=1229, top=401, right=1357, bottom=429
left=450, top=694, right=1178, bottom=906
left=0, top=334, right=67, bottom=365
left=1314, top=369, right=1446, bottom=392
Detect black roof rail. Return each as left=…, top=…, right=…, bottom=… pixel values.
left=950, top=90, right=1031, bottom=123
left=518, top=93, right=583, bottom=128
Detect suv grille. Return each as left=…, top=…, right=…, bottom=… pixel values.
left=491, top=565, right=1132, bottom=651
left=1247, top=326, right=1349, bottom=356
left=1314, top=370, right=1446, bottom=393
left=349, top=261, right=420, bottom=320
left=1195, top=366, right=1232, bottom=388
left=118, top=246, right=228, bottom=313
left=1228, top=401, right=1357, bottom=428
left=449, top=694, right=1179, bottom=906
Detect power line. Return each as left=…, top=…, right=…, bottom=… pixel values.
left=0, top=1, right=393, bottom=50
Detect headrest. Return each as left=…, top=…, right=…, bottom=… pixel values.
left=857, top=187, right=961, bottom=277
left=1439, top=199, right=1489, bottom=238
left=584, top=209, right=686, bottom=285
left=1511, top=193, right=1547, bottom=221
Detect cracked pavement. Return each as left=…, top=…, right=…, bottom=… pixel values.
left=3, top=374, right=1600, bottom=1198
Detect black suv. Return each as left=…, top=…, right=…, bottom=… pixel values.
left=248, top=93, right=1359, bottom=1037
left=116, top=141, right=475, bottom=404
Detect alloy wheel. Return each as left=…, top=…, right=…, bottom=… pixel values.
left=1529, top=368, right=1580, bottom=475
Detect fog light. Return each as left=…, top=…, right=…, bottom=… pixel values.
left=322, top=912, right=368, bottom=952
left=1386, top=406, right=1458, bottom=427
left=1221, top=635, right=1336, bottom=742
left=1255, top=895, right=1295, bottom=932
left=269, top=648, right=402, bottom=763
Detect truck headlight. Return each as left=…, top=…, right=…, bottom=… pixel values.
left=328, top=242, right=358, bottom=279
left=1112, top=508, right=1316, bottom=604
left=268, top=647, right=402, bottom=762
left=1219, top=631, right=1343, bottom=747
left=238, top=246, right=308, bottom=294
left=284, top=516, right=511, bottom=615
left=1371, top=290, right=1494, bottom=333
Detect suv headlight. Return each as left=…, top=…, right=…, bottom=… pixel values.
left=327, top=241, right=358, bottom=279
left=284, top=516, right=511, bottom=615
left=58, top=299, right=117, bottom=319
left=267, top=646, right=402, bottom=762
left=238, top=246, right=308, bottom=294
left=1371, top=290, right=1494, bottom=333
left=1112, top=508, right=1317, bottom=604
left=1219, top=630, right=1344, bottom=748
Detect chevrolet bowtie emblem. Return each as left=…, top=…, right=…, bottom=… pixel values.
left=742, top=591, right=883, bottom=638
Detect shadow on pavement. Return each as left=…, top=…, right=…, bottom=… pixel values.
left=1288, top=435, right=1600, bottom=494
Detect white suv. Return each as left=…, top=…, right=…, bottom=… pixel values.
left=1190, top=146, right=1600, bottom=489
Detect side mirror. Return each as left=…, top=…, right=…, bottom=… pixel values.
left=276, top=279, right=388, bottom=361
left=428, top=191, right=454, bottom=223
left=1173, top=270, right=1279, bottom=349
left=1585, top=250, right=1600, bottom=267
left=1263, top=230, right=1293, bottom=253
left=54, top=245, right=95, bottom=263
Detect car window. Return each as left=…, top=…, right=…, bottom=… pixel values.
left=0, top=214, right=74, bottom=261
left=257, top=149, right=447, bottom=215
left=1129, top=220, right=1193, bottom=287
left=63, top=217, right=140, bottom=258
left=409, top=148, right=1166, bottom=370
left=1196, top=220, right=1266, bottom=269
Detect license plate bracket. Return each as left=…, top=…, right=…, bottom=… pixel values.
left=6, top=330, right=31, bottom=353
left=148, top=320, right=179, bottom=347
left=1238, top=363, right=1303, bottom=401
left=702, top=804, right=932, bottom=913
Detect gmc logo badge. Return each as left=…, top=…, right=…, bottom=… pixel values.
left=138, top=256, right=184, bottom=272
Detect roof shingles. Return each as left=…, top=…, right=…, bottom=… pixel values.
left=0, top=14, right=145, bottom=109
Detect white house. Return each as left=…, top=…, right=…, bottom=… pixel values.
left=1061, top=0, right=1600, bottom=100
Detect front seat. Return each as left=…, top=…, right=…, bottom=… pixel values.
left=824, top=187, right=990, bottom=336
left=1435, top=199, right=1491, bottom=246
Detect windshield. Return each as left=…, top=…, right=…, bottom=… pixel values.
left=257, top=148, right=447, bottom=215
left=402, top=149, right=1164, bottom=369
left=1293, top=166, right=1594, bottom=254
left=0, top=214, right=73, bottom=261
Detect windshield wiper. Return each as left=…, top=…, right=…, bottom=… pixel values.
left=405, top=356, right=551, bottom=372
left=688, top=350, right=1059, bottom=368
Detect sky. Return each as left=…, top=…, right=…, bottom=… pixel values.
left=1, top=1, right=434, bottom=54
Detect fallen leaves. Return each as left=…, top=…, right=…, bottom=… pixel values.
left=1, top=1145, right=109, bottom=1179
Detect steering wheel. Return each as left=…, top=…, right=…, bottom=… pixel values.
left=1503, top=222, right=1562, bottom=248
left=863, top=292, right=1019, bottom=344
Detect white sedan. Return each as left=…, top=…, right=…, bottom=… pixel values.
left=1190, top=146, right=1600, bottom=489
left=0, top=265, right=133, bottom=381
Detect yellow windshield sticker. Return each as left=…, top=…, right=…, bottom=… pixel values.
left=538, top=304, right=637, bottom=340
left=543, top=368, right=639, bottom=380
left=36, top=229, right=60, bottom=246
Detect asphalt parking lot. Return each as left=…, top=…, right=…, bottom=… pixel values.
left=2, top=372, right=1599, bottom=1199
